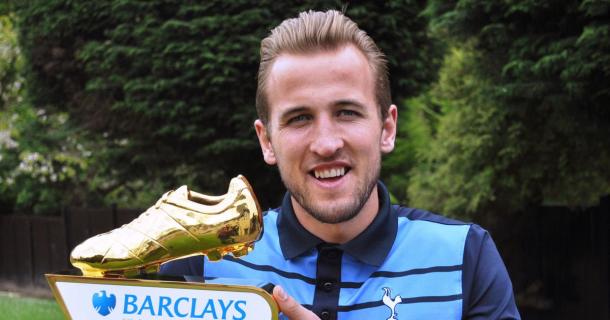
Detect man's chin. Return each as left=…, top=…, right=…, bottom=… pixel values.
left=286, top=178, right=377, bottom=224
left=304, top=202, right=362, bottom=224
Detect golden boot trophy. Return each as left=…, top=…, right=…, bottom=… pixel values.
left=49, top=176, right=278, bottom=319
left=70, top=175, right=263, bottom=277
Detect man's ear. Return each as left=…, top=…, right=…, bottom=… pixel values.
left=254, top=119, right=277, bottom=165
left=380, top=104, right=398, bottom=154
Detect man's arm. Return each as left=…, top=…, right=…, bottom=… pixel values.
left=158, top=255, right=204, bottom=277
left=462, top=225, right=521, bottom=319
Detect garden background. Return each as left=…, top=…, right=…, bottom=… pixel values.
left=0, top=1, right=608, bottom=319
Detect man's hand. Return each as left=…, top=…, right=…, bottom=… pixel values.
left=273, top=285, right=320, bottom=320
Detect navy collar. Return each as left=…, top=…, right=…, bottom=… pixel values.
left=277, top=181, right=397, bottom=266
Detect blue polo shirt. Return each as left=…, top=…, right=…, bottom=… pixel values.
left=161, top=182, right=520, bottom=319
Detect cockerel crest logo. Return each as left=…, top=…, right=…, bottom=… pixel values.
left=382, top=287, right=402, bottom=320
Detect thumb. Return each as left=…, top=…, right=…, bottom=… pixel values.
left=273, top=285, right=319, bottom=320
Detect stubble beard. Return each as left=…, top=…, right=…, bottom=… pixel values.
left=280, top=164, right=380, bottom=225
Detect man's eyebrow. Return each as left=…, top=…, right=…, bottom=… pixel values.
left=278, top=100, right=367, bottom=121
left=335, top=99, right=367, bottom=110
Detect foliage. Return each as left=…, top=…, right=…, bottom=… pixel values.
left=1, top=14, right=85, bottom=214
left=0, top=106, right=90, bottom=214
left=406, top=0, right=610, bottom=217
left=408, top=47, right=523, bottom=216
left=382, top=91, right=439, bottom=203
left=0, top=14, right=21, bottom=110
left=0, top=17, right=94, bottom=215
left=0, top=13, right=164, bottom=214
left=12, top=0, right=441, bottom=210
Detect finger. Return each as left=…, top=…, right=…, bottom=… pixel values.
left=273, top=285, right=319, bottom=320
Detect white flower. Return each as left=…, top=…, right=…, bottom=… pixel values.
left=0, top=131, right=18, bottom=149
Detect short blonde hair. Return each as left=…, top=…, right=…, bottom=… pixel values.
left=255, top=10, right=391, bottom=124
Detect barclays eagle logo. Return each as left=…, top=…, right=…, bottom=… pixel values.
left=92, top=290, right=116, bottom=316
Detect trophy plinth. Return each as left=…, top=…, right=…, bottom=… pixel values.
left=46, top=273, right=278, bottom=320
left=47, top=176, right=278, bottom=319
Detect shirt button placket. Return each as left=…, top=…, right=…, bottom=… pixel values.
left=312, top=245, right=342, bottom=320
left=320, top=310, right=331, bottom=320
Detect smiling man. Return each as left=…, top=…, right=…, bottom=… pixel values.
left=162, top=10, right=520, bottom=320
left=254, top=42, right=396, bottom=245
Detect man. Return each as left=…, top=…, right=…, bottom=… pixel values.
left=162, top=10, right=520, bottom=319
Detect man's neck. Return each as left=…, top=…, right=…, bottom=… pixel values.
left=291, top=186, right=380, bottom=244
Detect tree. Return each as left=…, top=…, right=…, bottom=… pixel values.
left=407, top=0, right=610, bottom=217
left=13, top=0, right=441, bottom=209
left=1, top=14, right=96, bottom=214
left=407, top=46, right=525, bottom=217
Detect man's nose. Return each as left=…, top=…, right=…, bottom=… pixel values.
left=309, top=121, right=344, bottom=157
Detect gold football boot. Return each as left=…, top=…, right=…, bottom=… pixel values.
left=70, top=175, right=262, bottom=277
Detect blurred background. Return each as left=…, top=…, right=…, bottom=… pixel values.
left=0, top=1, right=608, bottom=319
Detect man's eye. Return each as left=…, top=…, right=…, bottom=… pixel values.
left=338, top=109, right=359, bottom=117
left=288, top=114, right=311, bottom=124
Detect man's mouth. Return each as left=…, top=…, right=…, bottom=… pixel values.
left=312, top=167, right=350, bottom=179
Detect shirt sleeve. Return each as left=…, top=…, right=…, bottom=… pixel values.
left=158, top=255, right=204, bottom=277
left=462, top=224, right=521, bottom=319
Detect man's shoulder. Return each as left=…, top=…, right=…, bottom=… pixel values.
left=392, top=205, right=492, bottom=250
left=394, top=205, right=490, bottom=233
left=262, top=208, right=280, bottom=226
left=263, top=207, right=280, bottom=216
left=394, top=205, right=469, bottom=225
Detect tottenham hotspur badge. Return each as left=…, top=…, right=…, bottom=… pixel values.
left=382, top=287, right=402, bottom=320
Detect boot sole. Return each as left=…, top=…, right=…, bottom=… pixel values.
left=79, top=242, right=255, bottom=278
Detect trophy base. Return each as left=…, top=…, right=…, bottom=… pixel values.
left=46, top=272, right=278, bottom=319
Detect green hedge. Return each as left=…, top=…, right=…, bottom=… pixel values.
left=14, top=0, right=441, bottom=208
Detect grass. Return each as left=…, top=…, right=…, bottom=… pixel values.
left=0, top=292, right=64, bottom=320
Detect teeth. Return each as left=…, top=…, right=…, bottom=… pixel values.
left=314, top=167, right=346, bottom=179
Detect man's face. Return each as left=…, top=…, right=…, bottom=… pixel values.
left=255, top=45, right=397, bottom=224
